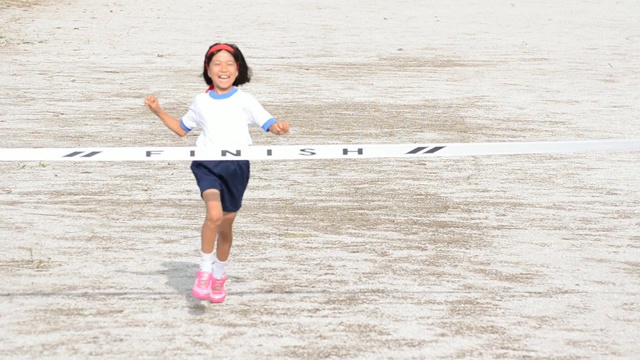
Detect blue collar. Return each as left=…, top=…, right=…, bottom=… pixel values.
left=208, top=87, right=238, bottom=100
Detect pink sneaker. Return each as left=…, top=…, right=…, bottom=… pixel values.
left=209, top=276, right=227, bottom=303
left=192, top=271, right=212, bottom=300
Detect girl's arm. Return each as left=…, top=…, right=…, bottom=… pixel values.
left=145, top=95, right=187, bottom=137
left=268, top=121, right=290, bottom=135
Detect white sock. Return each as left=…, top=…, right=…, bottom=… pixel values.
left=213, top=258, right=226, bottom=280
left=200, top=251, right=214, bottom=273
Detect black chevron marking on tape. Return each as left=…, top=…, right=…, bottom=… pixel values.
left=405, top=146, right=446, bottom=155
left=63, top=151, right=102, bottom=158
left=424, top=146, right=445, bottom=153
left=82, top=151, right=101, bottom=157
left=63, top=151, right=84, bottom=157
left=405, top=147, right=428, bottom=154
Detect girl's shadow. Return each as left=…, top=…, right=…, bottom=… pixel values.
left=162, top=261, right=208, bottom=315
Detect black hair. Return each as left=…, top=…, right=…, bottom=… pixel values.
left=202, top=43, right=252, bottom=87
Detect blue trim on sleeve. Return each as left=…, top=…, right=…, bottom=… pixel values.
left=180, top=119, right=192, bottom=132
left=262, top=118, right=277, bottom=132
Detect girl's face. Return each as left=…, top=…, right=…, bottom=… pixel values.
left=208, top=50, right=238, bottom=94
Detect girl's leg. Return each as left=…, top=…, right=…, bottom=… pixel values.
left=201, top=189, right=223, bottom=254
left=215, top=212, right=237, bottom=261
left=193, top=189, right=223, bottom=300
left=209, top=211, right=237, bottom=303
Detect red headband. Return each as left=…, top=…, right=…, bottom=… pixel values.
left=206, top=44, right=234, bottom=57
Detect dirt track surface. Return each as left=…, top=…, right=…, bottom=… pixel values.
left=1, top=1, right=639, bottom=359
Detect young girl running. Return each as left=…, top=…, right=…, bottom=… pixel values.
left=144, top=43, right=290, bottom=303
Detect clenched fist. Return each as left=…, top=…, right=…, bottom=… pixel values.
left=269, top=121, right=290, bottom=135
left=144, top=95, right=161, bottom=114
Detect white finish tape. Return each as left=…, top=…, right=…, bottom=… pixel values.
left=0, top=139, right=639, bottom=162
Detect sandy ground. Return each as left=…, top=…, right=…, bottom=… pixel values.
left=1, top=0, right=640, bottom=359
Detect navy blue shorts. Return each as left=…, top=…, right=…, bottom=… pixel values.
left=190, top=160, right=250, bottom=213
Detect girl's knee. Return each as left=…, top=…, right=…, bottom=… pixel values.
left=218, top=228, right=233, bottom=241
left=218, top=214, right=236, bottom=239
left=204, top=210, right=223, bottom=228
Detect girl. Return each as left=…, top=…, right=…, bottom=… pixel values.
left=145, top=43, right=290, bottom=303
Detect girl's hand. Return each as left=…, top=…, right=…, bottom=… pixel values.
left=269, top=121, right=290, bottom=135
left=144, top=95, right=161, bottom=114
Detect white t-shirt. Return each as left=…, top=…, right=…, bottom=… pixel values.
left=180, top=87, right=276, bottom=148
